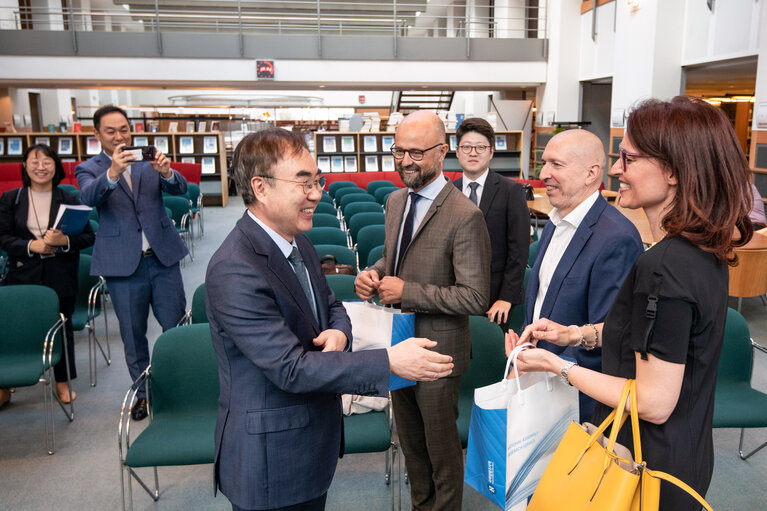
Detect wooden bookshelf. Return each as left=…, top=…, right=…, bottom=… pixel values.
left=607, top=127, right=624, bottom=191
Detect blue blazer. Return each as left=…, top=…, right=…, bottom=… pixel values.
left=75, top=152, right=188, bottom=277
left=205, top=212, right=390, bottom=510
left=525, top=195, right=643, bottom=418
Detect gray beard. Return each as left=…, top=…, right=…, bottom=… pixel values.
left=397, top=161, right=439, bottom=190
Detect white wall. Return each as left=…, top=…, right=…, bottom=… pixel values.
left=578, top=1, right=615, bottom=81
left=683, top=0, right=761, bottom=64
left=752, top=0, right=767, bottom=132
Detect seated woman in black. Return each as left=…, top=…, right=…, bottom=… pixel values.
left=507, top=96, right=753, bottom=510
left=0, top=144, right=95, bottom=407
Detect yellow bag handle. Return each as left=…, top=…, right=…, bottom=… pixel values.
left=645, top=469, right=714, bottom=511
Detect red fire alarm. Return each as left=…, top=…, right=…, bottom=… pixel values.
left=358, top=95, right=366, bottom=104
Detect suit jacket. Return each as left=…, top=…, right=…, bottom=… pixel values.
left=75, top=152, right=188, bottom=277
left=454, top=171, right=529, bottom=305
left=371, top=178, right=491, bottom=375
left=0, top=187, right=95, bottom=298
left=206, top=212, right=390, bottom=510
left=525, top=195, right=643, bottom=419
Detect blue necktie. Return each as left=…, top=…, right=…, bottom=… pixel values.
left=396, top=192, right=420, bottom=275
left=468, top=182, right=479, bottom=206
left=288, top=247, right=318, bottom=321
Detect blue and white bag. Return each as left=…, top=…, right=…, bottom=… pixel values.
left=342, top=300, right=416, bottom=391
left=465, top=344, right=579, bottom=510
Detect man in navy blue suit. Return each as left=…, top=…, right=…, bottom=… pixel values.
left=205, top=129, right=454, bottom=511
left=517, top=129, right=643, bottom=422
left=76, top=106, right=188, bottom=421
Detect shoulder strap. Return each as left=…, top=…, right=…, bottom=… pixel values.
left=14, top=187, right=23, bottom=206
left=644, top=468, right=714, bottom=511
left=640, top=241, right=673, bottom=360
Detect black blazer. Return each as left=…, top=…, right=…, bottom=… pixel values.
left=454, top=171, right=529, bottom=305
left=0, top=187, right=95, bottom=298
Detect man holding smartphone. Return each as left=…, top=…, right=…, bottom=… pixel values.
left=76, top=105, right=188, bottom=421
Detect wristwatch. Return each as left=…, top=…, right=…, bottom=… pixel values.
left=560, top=361, right=577, bottom=386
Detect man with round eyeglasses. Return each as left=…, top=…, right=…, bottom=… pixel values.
left=452, top=117, right=529, bottom=332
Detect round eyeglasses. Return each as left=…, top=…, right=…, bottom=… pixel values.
left=457, top=144, right=490, bottom=155
left=267, top=175, right=326, bottom=194
left=390, top=143, right=443, bottom=161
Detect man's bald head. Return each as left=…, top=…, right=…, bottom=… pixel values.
left=549, top=129, right=606, bottom=177
left=394, top=110, right=449, bottom=191
left=398, top=110, right=446, bottom=145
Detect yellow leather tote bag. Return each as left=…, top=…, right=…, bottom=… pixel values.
left=527, top=380, right=713, bottom=511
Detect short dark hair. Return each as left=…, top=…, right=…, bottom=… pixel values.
left=626, top=96, right=753, bottom=264
left=21, top=144, right=66, bottom=188
left=232, top=128, right=308, bottom=206
left=94, top=105, right=129, bottom=131
left=455, top=117, right=495, bottom=146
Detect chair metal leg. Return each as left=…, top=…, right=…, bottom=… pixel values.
left=41, top=371, right=55, bottom=455
left=739, top=428, right=767, bottom=460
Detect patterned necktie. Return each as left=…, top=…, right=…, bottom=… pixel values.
left=396, top=192, right=420, bottom=275
left=288, top=247, right=318, bottom=321
left=468, top=181, right=479, bottom=206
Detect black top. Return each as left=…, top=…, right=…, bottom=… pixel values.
left=592, top=237, right=728, bottom=511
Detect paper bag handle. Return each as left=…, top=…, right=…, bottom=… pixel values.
left=502, top=342, right=535, bottom=393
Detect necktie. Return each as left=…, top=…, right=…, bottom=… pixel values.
left=468, top=182, right=479, bottom=206
left=123, top=166, right=133, bottom=191
left=288, top=247, right=318, bottom=322
left=396, top=192, right=420, bottom=275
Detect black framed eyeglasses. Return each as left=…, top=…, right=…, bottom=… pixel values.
left=390, top=143, right=443, bottom=161
left=267, top=175, right=326, bottom=194
left=619, top=147, right=648, bottom=172
left=457, top=144, right=491, bottom=155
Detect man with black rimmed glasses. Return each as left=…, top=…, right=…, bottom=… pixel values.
left=356, top=111, right=490, bottom=510
left=453, top=117, right=529, bottom=332
left=205, top=128, right=455, bottom=511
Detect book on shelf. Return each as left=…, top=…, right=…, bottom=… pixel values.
left=449, top=135, right=457, bottom=151
left=203, top=136, right=218, bottom=154
left=382, top=135, right=394, bottom=150
left=52, top=204, right=92, bottom=236
left=47, top=124, right=56, bottom=133
left=7, top=137, right=22, bottom=155
left=134, top=121, right=145, bottom=133
left=341, top=136, right=355, bottom=153
left=331, top=156, right=344, bottom=173
left=148, top=121, right=160, bottom=133
left=201, top=157, right=216, bottom=175
left=198, top=121, right=207, bottom=133
left=344, top=156, right=357, bottom=173
left=186, top=121, right=196, bottom=133
left=387, top=112, right=404, bottom=132
left=154, top=136, right=169, bottom=154
left=338, top=118, right=351, bottom=132
left=59, top=121, right=68, bottom=133
left=323, top=136, right=337, bottom=153
left=317, top=156, right=331, bottom=173
left=58, top=137, right=73, bottom=155
left=495, top=135, right=507, bottom=150
left=363, top=136, right=377, bottom=152
left=210, top=121, right=221, bottom=132
left=133, top=136, right=148, bottom=147
left=381, top=155, right=395, bottom=172
left=168, top=122, right=179, bottom=133
left=179, top=136, right=194, bottom=154
left=86, top=136, right=101, bottom=155
left=365, top=155, right=379, bottom=172
left=0, top=139, right=4, bottom=155
left=35, top=136, right=51, bottom=147
left=181, top=157, right=195, bottom=164
left=72, top=122, right=82, bottom=133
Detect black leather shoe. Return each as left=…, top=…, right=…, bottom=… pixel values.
left=131, top=397, right=148, bottom=421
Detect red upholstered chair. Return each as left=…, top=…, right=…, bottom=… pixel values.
left=0, top=162, right=23, bottom=194
left=172, top=163, right=202, bottom=185
left=60, top=161, right=81, bottom=187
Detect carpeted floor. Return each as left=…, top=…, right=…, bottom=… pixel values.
left=1, top=195, right=766, bottom=510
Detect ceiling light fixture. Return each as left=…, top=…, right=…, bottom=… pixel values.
left=627, top=0, right=640, bottom=12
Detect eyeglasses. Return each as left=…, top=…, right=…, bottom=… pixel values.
left=390, top=143, right=443, bottom=161
left=266, top=175, right=326, bottom=194
left=457, top=144, right=491, bottom=155
left=27, top=159, right=55, bottom=169
left=619, top=147, right=649, bottom=172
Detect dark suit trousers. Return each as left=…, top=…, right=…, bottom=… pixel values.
left=53, top=295, right=77, bottom=382
left=392, top=376, right=463, bottom=511
left=231, top=492, right=327, bottom=511
left=106, top=255, right=185, bottom=396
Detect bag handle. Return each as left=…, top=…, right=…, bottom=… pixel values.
left=644, top=469, right=714, bottom=511
left=502, top=342, right=535, bottom=388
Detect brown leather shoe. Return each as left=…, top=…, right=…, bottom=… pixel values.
left=131, top=397, right=148, bottom=421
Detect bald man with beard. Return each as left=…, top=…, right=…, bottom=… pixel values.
left=519, top=129, right=643, bottom=422
left=356, top=111, right=490, bottom=510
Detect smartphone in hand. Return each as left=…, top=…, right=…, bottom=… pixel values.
left=122, top=146, right=156, bottom=161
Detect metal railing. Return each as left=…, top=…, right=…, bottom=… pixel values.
left=0, top=1, right=548, bottom=39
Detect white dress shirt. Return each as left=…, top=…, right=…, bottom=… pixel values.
left=532, top=191, right=600, bottom=322
left=461, top=169, right=489, bottom=206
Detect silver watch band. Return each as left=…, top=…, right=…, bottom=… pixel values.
left=560, top=361, right=577, bottom=386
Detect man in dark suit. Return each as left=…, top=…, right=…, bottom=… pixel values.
left=452, top=118, right=529, bottom=331
left=206, top=128, right=454, bottom=511
left=356, top=111, right=491, bottom=510
left=515, top=129, right=643, bottom=422
left=76, top=105, right=188, bottom=421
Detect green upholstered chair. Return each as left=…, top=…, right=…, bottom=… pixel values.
left=375, top=186, right=398, bottom=205
left=328, top=181, right=359, bottom=198
left=0, top=285, right=70, bottom=454
left=88, top=207, right=99, bottom=223
left=528, top=240, right=539, bottom=267
left=58, top=184, right=80, bottom=201
left=163, top=196, right=194, bottom=261
left=304, top=227, right=348, bottom=247
left=71, top=254, right=111, bottom=387
left=325, top=274, right=358, bottom=301
left=118, top=323, right=219, bottom=510
left=507, top=268, right=532, bottom=335
left=366, top=180, right=396, bottom=196
left=315, top=201, right=338, bottom=217
left=348, top=212, right=385, bottom=247
left=313, top=244, right=357, bottom=268
left=343, top=201, right=383, bottom=224
left=366, top=244, right=384, bottom=269
left=178, top=283, right=208, bottom=326
left=320, top=192, right=334, bottom=205
left=713, top=308, right=767, bottom=460
left=356, top=225, right=386, bottom=272
left=334, top=186, right=368, bottom=203
left=340, top=193, right=377, bottom=216
left=380, top=189, right=396, bottom=209
left=312, top=212, right=341, bottom=229
left=457, top=316, right=507, bottom=447
left=343, top=401, right=400, bottom=510
left=185, top=183, right=203, bottom=238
